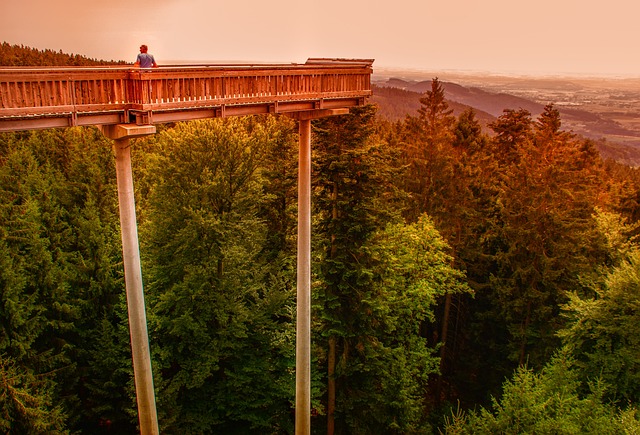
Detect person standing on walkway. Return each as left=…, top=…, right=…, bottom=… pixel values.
left=134, top=45, right=158, bottom=68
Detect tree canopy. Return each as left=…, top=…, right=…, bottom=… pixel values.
left=0, top=71, right=639, bottom=433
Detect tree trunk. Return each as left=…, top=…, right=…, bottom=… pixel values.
left=217, top=258, right=224, bottom=278
left=436, top=292, right=452, bottom=402
left=327, top=183, right=338, bottom=435
left=327, top=182, right=339, bottom=435
left=519, top=301, right=532, bottom=366
left=327, top=336, right=336, bottom=435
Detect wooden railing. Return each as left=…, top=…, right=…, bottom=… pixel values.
left=0, top=59, right=373, bottom=131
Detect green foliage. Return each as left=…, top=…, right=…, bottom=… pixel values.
left=591, top=207, right=639, bottom=268
left=320, top=215, right=470, bottom=434
left=0, top=138, right=71, bottom=362
left=443, top=353, right=640, bottom=434
left=313, top=105, right=470, bottom=433
left=253, top=116, right=299, bottom=259
left=1, top=63, right=639, bottom=433
left=391, top=93, right=619, bottom=412
left=0, top=127, right=135, bottom=432
left=560, top=248, right=640, bottom=405
left=140, top=118, right=297, bottom=433
left=0, top=355, right=68, bottom=434
left=359, top=215, right=471, bottom=429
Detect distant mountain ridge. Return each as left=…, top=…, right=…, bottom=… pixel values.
left=372, top=77, right=640, bottom=166
left=408, top=80, right=545, bottom=117
left=370, top=83, right=496, bottom=128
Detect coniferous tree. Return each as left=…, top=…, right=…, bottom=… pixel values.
left=0, top=127, right=131, bottom=432
left=401, top=78, right=457, bottom=223
left=470, top=106, right=610, bottom=375
left=140, top=118, right=296, bottom=433
left=313, top=105, right=469, bottom=433
left=313, top=105, right=402, bottom=434
left=444, top=352, right=640, bottom=434
left=0, top=41, right=126, bottom=66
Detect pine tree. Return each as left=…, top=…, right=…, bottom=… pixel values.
left=312, top=105, right=400, bottom=433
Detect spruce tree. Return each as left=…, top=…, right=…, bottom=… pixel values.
left=140, top=118, right=296, bottom=433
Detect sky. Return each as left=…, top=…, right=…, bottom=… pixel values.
left=2, top=0, right=640, bottom=77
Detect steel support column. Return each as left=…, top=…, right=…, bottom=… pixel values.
left=288, top=109, right=349, bottom=435
left=296, top=118, right=312, bottom=435
left=106, top=124, right=159, bottom=435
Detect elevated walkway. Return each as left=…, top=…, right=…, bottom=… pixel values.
left=0, top=58, right=373, bottom=132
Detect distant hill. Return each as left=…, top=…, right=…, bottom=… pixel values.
left=0, top=42, right=127, bottom=66
left=410, top=80, right=545, bottom=117
left=593, top=138, right=640, bottom=167
left=372, top=78, right=640, bottom=166
left=370, top=84, right=496, bottom=128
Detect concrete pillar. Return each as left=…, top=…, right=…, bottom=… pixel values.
left=286, top=109, right=347, bottom=435
left=103, top=124, right=159, bottom=435
left=296, top=118, right=312, bottom=435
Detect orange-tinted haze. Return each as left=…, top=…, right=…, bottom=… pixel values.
left=1, top=0, right=639, bottom=76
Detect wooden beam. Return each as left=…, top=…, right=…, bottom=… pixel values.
left=286, top=108, right=350, bottom=121
left=100, top=124, right=156, bottom=140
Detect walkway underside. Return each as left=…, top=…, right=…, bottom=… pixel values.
left=0, top=97, right=365, bottom=132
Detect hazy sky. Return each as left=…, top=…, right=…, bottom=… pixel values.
left=2, top=0, right=639, bottom=76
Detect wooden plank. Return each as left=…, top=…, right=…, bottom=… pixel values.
left=98, top=79, right=106, bottom=104
left=0, top=89, right=370, bottom=115
left=151, top=108, right=218, bottom=123
left=0, top=82, right=7, bottom=109
left=0, top=117, right=71, bottom=131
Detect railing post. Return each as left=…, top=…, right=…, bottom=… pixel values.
left=127, top=70, right=143, bottom=107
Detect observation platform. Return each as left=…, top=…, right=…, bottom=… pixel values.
left=0, top=58, right=373, bottom=132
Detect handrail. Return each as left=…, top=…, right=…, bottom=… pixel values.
left=0, top=59, right=373, bottom=131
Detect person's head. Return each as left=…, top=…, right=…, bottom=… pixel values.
left=140, top=45, right=148, bottom=53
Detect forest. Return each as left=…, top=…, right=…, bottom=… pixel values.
left=2, top=43, right=640, bottom=434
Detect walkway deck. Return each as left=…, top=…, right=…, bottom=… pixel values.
left=0, top=58, right=373, bottom=132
